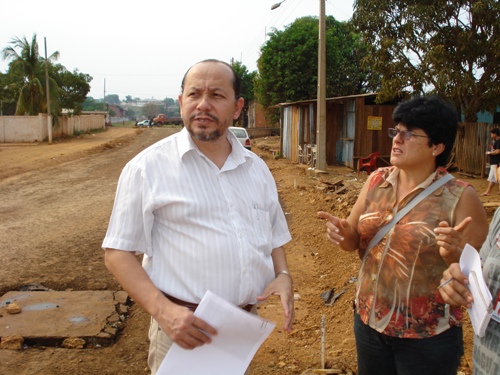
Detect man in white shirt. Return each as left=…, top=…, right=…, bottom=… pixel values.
left=102, top=59, right=294, bottom=374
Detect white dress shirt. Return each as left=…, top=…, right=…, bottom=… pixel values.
left=102, top=127, right=291, bottom=306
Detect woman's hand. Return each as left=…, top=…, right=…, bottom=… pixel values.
left=438, top=263, right=472, bottom=308
left=317, top=211, right=359, bottom=251
left=434, top=217, right=471, bottom=265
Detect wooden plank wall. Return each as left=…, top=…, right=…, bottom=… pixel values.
left=455, top=122, right=498, bottom=177
left=354, top=101, right=397, bottom=166
left=326, top=101, right=343, bottom=165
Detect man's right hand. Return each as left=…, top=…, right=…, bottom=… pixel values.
left=104, top=249, right=218, bottom=350
left=158, top=301, right=218, bottom=350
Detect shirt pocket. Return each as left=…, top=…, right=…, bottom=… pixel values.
left=252, top=206, right=273, bottom=255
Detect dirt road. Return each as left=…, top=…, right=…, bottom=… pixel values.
left=0, top=126, right=494, bottom=374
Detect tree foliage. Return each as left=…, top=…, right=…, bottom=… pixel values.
left=163, top=97, right=180, bottom=117
left=52, top=65, right=91, bottom=114
left=163, top=97, right=176, bottom=107
left=1, top=34, right=91, bottom=116
left=0, top=72, right=18, bottom=115
left=82, top=97, right=104, bottom=111
left=256, top=16, right=377, bottom=107
left=105, top=94, right=120, bottom=105
left=141, top=102, right=163, bottom=118
left=1, top=34, right=60, bottom=115
left=125, top=108, right=136, bottom=119
left=231, top=61, right=256, bottom=105
left=352, top=0, right=500, bottom=121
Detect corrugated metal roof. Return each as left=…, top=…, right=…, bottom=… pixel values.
left=274, top=92, right=378, bottom=107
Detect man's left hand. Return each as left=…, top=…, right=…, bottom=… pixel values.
left=256, top=274, right=294, bottom=332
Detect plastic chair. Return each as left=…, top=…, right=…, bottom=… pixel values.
left=298, top=145, right=306, bottom=164
left=357, top=152, right=380, bottom=175
left=309, top=144, right=317, bottom=167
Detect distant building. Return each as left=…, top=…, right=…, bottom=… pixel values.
left=122, top=98, right=164, bottom=107
left=247, top=101, right=269, bottom=128
left=107, top=104, right=127, bottom=118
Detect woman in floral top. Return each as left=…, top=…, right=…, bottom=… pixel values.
left=318, top=96, right=488, bottom=375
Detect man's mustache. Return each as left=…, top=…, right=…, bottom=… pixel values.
left=189, top=113, right=219, bottom=123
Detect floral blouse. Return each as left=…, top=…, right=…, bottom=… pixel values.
left=356, top=166, right=468, bottom=338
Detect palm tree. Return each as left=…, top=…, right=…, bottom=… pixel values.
left=1, top=34, right=60, bottom=115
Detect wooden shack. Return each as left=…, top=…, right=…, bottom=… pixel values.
left=276, top=93, right=403, bottom=170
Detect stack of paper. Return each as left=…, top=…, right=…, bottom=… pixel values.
left=158, top=290, right=275, bottom=375
left=460, top=244, right=493, bottom=337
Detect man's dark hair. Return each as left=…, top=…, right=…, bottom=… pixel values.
left=180, top=59, right=241, bottom=99
left=392, top=95, right=458, bottom=167
left=491, top=128, right=500, bottom=136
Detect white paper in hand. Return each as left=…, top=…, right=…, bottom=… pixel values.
left=459, top=244, right=493, bottom=337
left=158, top=290, right=275, bottom=375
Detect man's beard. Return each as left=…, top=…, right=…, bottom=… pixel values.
left=185, top=113, right=227, bottom=142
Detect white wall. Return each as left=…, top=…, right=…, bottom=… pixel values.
left=0, top=114, right=105, bottom=142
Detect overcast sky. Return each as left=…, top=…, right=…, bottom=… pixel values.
left=0, top=0, right=354, bottom=101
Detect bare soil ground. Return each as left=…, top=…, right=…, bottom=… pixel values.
left=0, top=127, right=496, bottom=374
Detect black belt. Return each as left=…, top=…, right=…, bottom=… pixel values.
left=162, top=292, right=254, bottom=312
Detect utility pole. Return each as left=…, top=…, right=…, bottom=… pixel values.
left=271, top=0, right=326, bottom=169
left=316, top=0, right=326, bottom=170
left=44, top=37, right=52, bottom=144
left=103, top=78, right=106, bottom=111
left=103, top=79, right=106, bottom=126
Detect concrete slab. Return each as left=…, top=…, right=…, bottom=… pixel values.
left=0, top=290, right=129, bottom=348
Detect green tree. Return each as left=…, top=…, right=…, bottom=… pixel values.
left=0, top=73, right=17, bottom=115
left=1, top=34, right=60, bottom=115
left=163, top=97, right=176, bottom=107
left=82, top=96, right=103, bottom=111
left=105, top=94, right=120, bottom=105
left=163, top=97, right=180, bottom=117
left=52, top=64, right=91, bottom=114
left=352, top=0, right=500, bottom=121
left=231, top=61, right=257, bottom=127
left=231, top=61, right=256, bottom=104
left=141, top=102, right=163, bottom=118
left=256, top=16, right=375, bottom=107
left=125, top=108, right=137, bottom=119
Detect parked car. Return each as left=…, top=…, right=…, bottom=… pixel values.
left=136, top=119, right=152, bottom=127
left=228, top=126, right=251, bottom=150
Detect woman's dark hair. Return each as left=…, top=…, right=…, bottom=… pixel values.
left=392, top=95, right=458, bottom=167
left=180, top=59, right=241, bottom=100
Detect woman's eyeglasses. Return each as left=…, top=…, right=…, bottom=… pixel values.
left=388, top=128, right=430, bottom=141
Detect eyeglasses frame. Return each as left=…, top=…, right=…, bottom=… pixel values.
left=388, top=127, right=430, bottom=141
